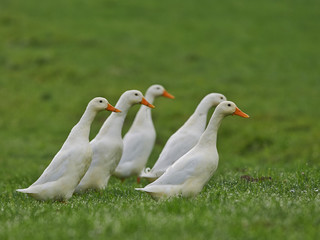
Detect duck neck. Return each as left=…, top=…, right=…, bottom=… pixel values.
left=68, top=106, right=96, bottom=141
left=131, top=91, right=155, bottom=128
left=182, top=97, right=212, bottom=131
left=96, top=98, right=131, bottom=138
left=198, top=111, right=224, bottom=147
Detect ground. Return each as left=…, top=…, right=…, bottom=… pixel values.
left=0, top=0, right=319, bottom=239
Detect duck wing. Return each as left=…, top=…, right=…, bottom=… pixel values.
left=151, top=131, right=200, bottom=172
left=30, top=149, right=72, bottom=186
left=150, top=150, right=202, bottom=186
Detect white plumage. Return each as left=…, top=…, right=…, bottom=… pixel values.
left=16, top=97, right=120, bottom=201
left=75, top=90, right=154, bottom=192
left=140, top=93, right=227, bottom=182
left=136, top=101, right=249, bottom=200
left=113, top=84, right=174, bottom=181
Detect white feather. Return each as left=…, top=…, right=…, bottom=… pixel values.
left=16, top=97, right=113, bottom=201
left=113, top=84, right=173, bottom=179
left=140, top=93, right=226, bottom=181
left=136, top=101, right=249, bottom=200
left=75, top=90, right=154, bottom=192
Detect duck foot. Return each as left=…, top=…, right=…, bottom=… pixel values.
left=137, top=177, right=141, bottom=184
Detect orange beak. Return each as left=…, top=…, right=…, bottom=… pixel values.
left=106, top=103, right=121, bottom=113
left=140, top=97, right=155, bottom=108
left=162, top=90, right=175, bottom=99
left=233, top=107, right=249, bottom=118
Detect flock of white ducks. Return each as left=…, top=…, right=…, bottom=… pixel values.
left=17, top=85, right=249, bottom=201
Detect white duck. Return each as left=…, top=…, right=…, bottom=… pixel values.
left=136, top=101, right=249, bottom=200
left=113, top=84, right=174, bottom=182
left=75, top=90, right=154, bottom=192
left=16, top=97, right=120, bottom=201
left=140, top=93, right=227, bottom=182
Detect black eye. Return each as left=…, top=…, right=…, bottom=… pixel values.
left=157, top=87, right=160, bottom=90
left=228, top=104, right=231, bottom=107
left=135, top=93, right=138, bottom=96
left=99, top=100, right=103, bottom=103
left=220, top=97, right=223, bottom=99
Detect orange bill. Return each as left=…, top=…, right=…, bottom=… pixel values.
left=140, top=97, right=155, bottom=108
left=233, top=107, right=249, bottom=118
left=106, top=103, right=121, bottom=112
left=162, top=90, right=175, bottom=99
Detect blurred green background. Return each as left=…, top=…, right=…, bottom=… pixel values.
left=0, top=0, right=319, bottom=239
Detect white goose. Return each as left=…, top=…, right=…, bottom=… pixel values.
left=140, top=93, right=227, bottom=182
left=75, top=90, right=154, bottom=192
left=16, top=97, right=120, bottom=201
left=113, top=84, right=174, bottom=182
left=136, top=101, right=249, bottom=200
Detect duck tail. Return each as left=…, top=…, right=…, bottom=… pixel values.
left=16, top=185, right=39, bottom=194
left=16, top=188, right=34, bottom=193
left=16, top=188, right=27, bottom=193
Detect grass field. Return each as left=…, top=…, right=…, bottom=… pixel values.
left=1, top=0, right=320, bottom=239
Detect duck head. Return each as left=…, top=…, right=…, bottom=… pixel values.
left=89, top=97, right=121, bottom=112
left=147, top=84, right=175, bottom=99
left=205, top=93, right=227, bottom=107
left=123, top=90, right=155, bottom=108
left=216, top=101, right=249, bottom=118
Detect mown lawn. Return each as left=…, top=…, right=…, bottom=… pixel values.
left=0, top=0, right=319, bottom=239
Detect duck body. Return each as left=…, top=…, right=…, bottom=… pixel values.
left=113, top=121, right=156, bottom=179
left=17, top=97, right=118, bottom=201
left=75, top=90, right=154, bottom=192
left=113, top=85, right=174, bottom=180
left=136, top=101, right=249, bottom=200
left=140, top=93, right=226, bottom=182
left=137, top=144, right=219, bottom=200
left=18, top=143, right=92, bottom=201
left=78, top=135, right=123, bottom=190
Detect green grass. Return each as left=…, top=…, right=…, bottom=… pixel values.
left=1, top=0, right=319, bottom=239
